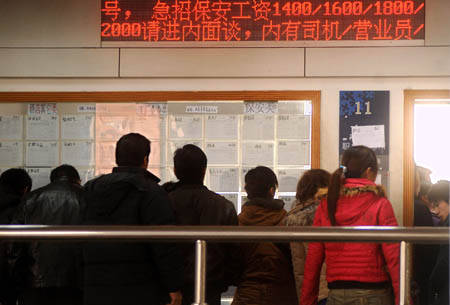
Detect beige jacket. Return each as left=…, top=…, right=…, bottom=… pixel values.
left=285, top=189, right=328, bottom=303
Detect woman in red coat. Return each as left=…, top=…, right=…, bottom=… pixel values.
left=300, top=146, right=400, bottom=305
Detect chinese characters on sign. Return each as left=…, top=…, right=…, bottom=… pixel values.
left=101, top=0, right=425, bottom=42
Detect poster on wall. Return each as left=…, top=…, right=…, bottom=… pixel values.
left=339, top=91, right=389, bottom=189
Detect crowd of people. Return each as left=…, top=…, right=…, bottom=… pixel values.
left=0, top=133, right=448, bottom=305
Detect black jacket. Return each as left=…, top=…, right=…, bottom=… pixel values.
left=10, top=178, right=83, bottom=289
left=81, top=167, right=183, bottom=305
left=429, top=215, right=449, bottom=305
left=167, top=183, right=238, bottom=294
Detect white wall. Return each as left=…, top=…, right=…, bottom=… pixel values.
left=1, top=0, right=450, bottom=224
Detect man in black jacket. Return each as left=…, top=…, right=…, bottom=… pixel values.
left=82, top=133, right=183, bottom=305
left=0, top=168, right=32, bottom=305
left=165, top=144, right=238, bottom=305
left=11, top=165, right=83, bottom=305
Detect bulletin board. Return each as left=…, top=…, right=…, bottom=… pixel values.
left=0, top=91, right=320, bottom=212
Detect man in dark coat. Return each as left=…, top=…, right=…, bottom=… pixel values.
left=428, top=180, right=450, bottom=305
left=10, top=165, right=84, bottom=305
left=164, top=144, right=238, bottom=305
left=81, top=133, right=183, bottom=305
left=0, top=168, right=32, bottom=305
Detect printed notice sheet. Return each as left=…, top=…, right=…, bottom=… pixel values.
left=61, top=115, right=94, bottom=140
left=0, top=141, right=23, bottom=166
left=277, top=115, right=310, bottom=139
left=0, top=115, right=23, bottom=140
left=26, top=115, right=59, bottom=140
left=278, top=141, right=310, bottom=166
left=351, top=125, right=385, bottom=149
left=242, top=142, right=274, bottom=166
left=133, top=115, right=166, bottom=140
left=242, top=115, right=274, bottom=140
left=26, top=168, right=52, bottom=190
left=204, top=142, right=238, bottom=165
left=96, top=116, right=131, bottom=141
left=148, top=141, right=166, bottom=167
left=205, top=115, right=238, bottom=139
left=79, top=168, right=95, bottom=185
left=26, top=142, right=59, bottom=166
left=208, top=167, right=239, bottom=192
left=278, top=168, right=306, bottom=192
left=167, top=141, right=202, bottom=165
left=278, top=196, right=296, bottom=212
left=169, top=116, right=202, bottom=139
left=96, top=142, right=116, bottom=167
left=61, top=141, right=94, bottom=166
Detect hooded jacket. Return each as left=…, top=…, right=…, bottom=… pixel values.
left=81, top=167, right=183, bottom=305
left=166, top=183, right=238, bottom=295
left=232, top=198, right=298, bottom=305
left=284, top=188, right=328, bottom=302
left=10, top=178, right=83, bottom=290
left=301, top=179, right=400, bottom=305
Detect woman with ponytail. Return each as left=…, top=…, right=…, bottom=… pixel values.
left=300, top=146, right=400, bottom=305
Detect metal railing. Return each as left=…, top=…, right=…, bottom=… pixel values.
left=1, top=226, right=449, bottom=305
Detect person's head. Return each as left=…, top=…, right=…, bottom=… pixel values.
left=0, top=168, right=32, bottom=196
left=327, top=146, right=378, bottom=225
left=50, top=165, right=81, bottom=184
left=415, top=166, right=432, bottom=203
left=173, top=144, right=207, bottom=184
left=115, top=133, right=151, bottom=168
left=296, top=169, right=331, bottom=203
left=245, top=166, right=278, bottom=199
left=428, top=180, right=450, bottom=222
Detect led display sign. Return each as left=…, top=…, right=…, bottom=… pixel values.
left=101, top=0, right=425, bottom=42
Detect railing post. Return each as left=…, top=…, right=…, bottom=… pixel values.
left=192, top=240, right=208, bottom=305
left=399, top=241, right=411, bottom=305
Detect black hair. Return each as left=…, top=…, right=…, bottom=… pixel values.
left=173, top=144, right=207, bottom=184
left=0, top=168, right=32, bottom=196
left=328, top=146, right=378, bottom=225
left=428, top=180, right=449, bottom=205
left=50, top=164, right=81, bottom=183
left=296, top=169, right=331, bottom=203
left=115, top=133, right=151, bottom=167
left=416, top=166, right=432, bottom=198
left=245, top=166, right=278, bottom=199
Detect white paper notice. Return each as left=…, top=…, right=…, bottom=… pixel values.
left=61, top=141, right=94, bottom=166
left=167, top=141, right=203, bottom=165
left=26, top=168, right=51, bottom=190
left=96, top=116, right=131, bottom=141
left=278, top=169, right=306, bottom=192
left=148, top=141, right=166, bottom=167
left=204, top=142, right=238, bottom=165
left=242, top=115, right=275, bottom=140
left=242, top=142, right=274, bottom=166
left=79, top=168, right=95, bottom=185
left=0, top=115, right=23, bottom=140
left=169, top=116, right=202, bottom=139
left=0, top=141, right=23, bottom=166
left=351, top=125, right=385, bottom=149
left=26, top=115, right=59, bottom=140
left=26, top=142, right=59, bottom=166
left=205, top=115, right=238, bottom=139
left=208, top=168, right=239, bottom=192
left=278, top=141, right=310, bottom=166
left=277, top=115, right=310, bottom=139
left=61, top=115, right=94, bottom=140
left=77, top=104, right=97, bottom=113
left=132, top=115, right=166, bottom=140
left=96, top=142, right=116, bottom=167
left=278, top=196, right=296, bottom=212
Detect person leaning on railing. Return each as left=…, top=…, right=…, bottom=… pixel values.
left=300, top=146, right=400, bottom=305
